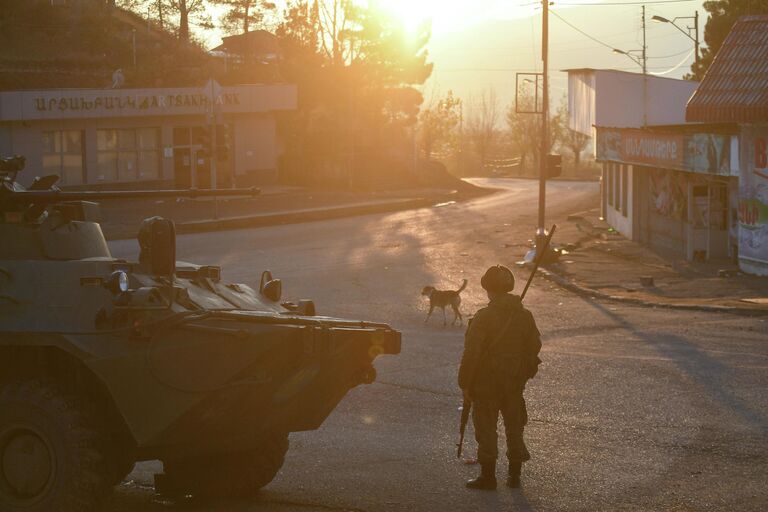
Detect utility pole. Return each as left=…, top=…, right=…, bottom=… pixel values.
left=642, top=5, right=648, bottom=126
left=694, top=11, right=700, bottom=65
left=537, top=0, right=550, bottom=251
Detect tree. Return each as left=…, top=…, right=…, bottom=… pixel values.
left=275, top=0, right=433, bottom=185
left=139, top=0, right=211, bottom=42
left=466, top=89, right=500, bottom=171
left=506, top=89, right=540, bottom=172
left=552, top=96, right=590, bottom=168
left=688, top=0, right=768, bottom=79
left=419, top=90, right=461, bottom=160
left=213, top=0, right=276, bottom=35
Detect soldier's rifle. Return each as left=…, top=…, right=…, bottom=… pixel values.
left=457, top=224, right=557, bottom=459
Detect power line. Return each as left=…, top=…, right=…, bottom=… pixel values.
left=648, top=47, right=694, bottom=59
left=555, top=0, right=696, bottom=4
left=648, top=47, right=695, bottom=74
left=550, top=10, right=616, bottom=50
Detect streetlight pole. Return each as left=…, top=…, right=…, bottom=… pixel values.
left=651, top=11, right=701, bottom=66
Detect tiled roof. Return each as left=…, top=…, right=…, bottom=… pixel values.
left=686, top=15, right=768, bottom=123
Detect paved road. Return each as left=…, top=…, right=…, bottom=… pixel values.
left=108, top=179, right=768, bottom=512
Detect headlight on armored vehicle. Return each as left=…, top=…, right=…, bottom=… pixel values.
left=104, top=270, right=129, bottom=295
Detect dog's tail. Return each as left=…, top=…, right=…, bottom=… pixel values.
left=457, top=279, right=468, bottom=293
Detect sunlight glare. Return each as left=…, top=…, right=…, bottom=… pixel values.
left=382, top=0, right=531, bottom=34
left=383, top=0, right=460, bottom=33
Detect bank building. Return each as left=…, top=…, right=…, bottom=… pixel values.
left=0, top=80, right=297, bottom=189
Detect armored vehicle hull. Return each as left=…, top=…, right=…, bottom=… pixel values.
left=0, top=160, right=400, bottom=510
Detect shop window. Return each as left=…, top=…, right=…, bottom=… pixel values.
left=42, top=130, right=84, bottom=185
left=96, top=128, right=160, bottom=182
left=621, top=165, right=628, bottom=216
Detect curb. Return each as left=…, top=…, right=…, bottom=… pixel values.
left=539, top=267, right=768, bottom=317
left=104, top=187, right=494, bottom=241
left=174, top=194, right=456, bottom=236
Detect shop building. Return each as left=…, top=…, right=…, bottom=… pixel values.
left=596, top=125, right=738, bottom=261
left=567, top=68, right=741, bottom=262
left=0, top=81, right=297, bottom=189
left=686, top=15, right=768, bottom=276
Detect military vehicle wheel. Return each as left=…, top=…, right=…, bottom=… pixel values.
left=0, top=380, right=109, bottom=512
left=161, top=434, right=289, bottom=498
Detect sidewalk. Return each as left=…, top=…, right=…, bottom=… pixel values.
left=543, top=210, right=768, bottom=315
left=100, top=184, right=488, bottom=241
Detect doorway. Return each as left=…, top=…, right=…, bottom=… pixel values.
left=172, top=126, right=211, bottom=189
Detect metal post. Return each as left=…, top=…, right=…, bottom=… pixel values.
left=642, top=6, right=648, bottom=127
left=208, top=79, right=219, bottom=219
left=694, top=11, right=700, bottom=66
left=537, top=0, right=550, bottom=250
left=132, top=29, right=137, bottom=68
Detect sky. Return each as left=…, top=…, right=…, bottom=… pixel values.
left=204, top=0, right=708, bottom=114
left=423, top=0, right=707, bottom=114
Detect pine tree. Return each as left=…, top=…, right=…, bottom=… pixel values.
left=689, top=0, right=768, bottom=79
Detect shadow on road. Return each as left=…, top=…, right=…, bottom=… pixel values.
left=584, top=300, right=767, bottom=433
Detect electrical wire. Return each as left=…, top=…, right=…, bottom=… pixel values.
left=554, top=0, right=696, bottom=4
left=549, top=10, right=616, bottom=50
left=648, top=47, right=695, bottom=75
left=648, top=47, right=695, bottom=59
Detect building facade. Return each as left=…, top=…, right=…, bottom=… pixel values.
left=686, top=15, right=768, bottom=275
left=568, top=68, right=742, bottom=263
left=0, top=82, right=297, bottom=189
left=597, top=126, right=739, bottom=260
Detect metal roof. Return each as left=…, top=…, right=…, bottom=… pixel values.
left=686, top=15, right=768, bottom=123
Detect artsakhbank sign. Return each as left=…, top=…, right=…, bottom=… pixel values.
left=0, top=82, right=298, bottom=121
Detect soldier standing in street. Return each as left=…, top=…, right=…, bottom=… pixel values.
left=458, top=265, right=542, bottom=490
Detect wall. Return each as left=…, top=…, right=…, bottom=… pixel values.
left=1, top=112, right=282, bottom=188
left=637, top=167, right=688, bottom=257
left=233, top=114, right=277, bottom=185
left=738, top=124, right=768, bottom=275
left=568, top=71, right=596, bottom=136
left=567, top=69, right=699, bottom=136
left=603, top=162, right=633, bottom=239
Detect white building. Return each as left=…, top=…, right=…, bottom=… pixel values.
left=567, top=68, right=740, bottom=263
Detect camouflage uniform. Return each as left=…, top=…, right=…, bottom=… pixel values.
left=458, top=293, right=541, bottom=468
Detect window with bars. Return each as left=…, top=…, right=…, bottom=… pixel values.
left=96, top=128, right=160, bottom=182
left=42, top=130, right=84, bottom=185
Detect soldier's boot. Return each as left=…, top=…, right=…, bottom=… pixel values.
left=506, top=460, right=522, bottom=489
left=466, top=461, right=497, bottom=490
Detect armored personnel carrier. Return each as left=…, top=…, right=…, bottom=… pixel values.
left=0, top=156, right=401, bottom=511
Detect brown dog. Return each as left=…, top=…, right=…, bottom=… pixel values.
left=421, top=279, right=467, bottom=326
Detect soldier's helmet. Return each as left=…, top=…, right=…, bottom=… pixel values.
left=481, top=265, right=515, bottom=293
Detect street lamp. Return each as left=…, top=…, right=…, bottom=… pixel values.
left=612, top=48, right=645, bottom=70
left=651, top=12, right=700, bottom=66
